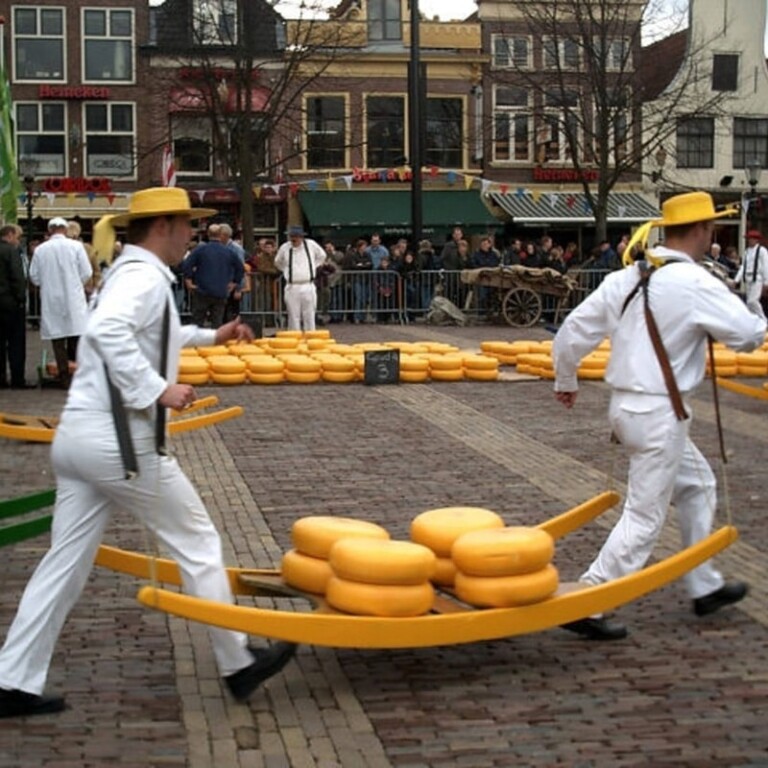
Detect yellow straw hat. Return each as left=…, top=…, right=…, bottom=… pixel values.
left=653, top=191, right=737, bottom=228
left=93, top=187, right=217, bottom=264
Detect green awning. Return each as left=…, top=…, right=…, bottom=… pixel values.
left=298, top=190, right=500, bottom=238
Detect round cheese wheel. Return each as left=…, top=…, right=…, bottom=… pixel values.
left=178, top=357, right=209, bottom=375
left=228, top=344, right=261, bottom=357
left=211, top=372, right=247, bottom=385
left=292, top=516, right=390, bottom=559
left=304, top=329, right=331, bottom=340
left=285, top=356, right=322, bottom=373
left=322, top=371, right=357, bottom=384
left=462, top=354, right=499, bottom=371
left=178, top=372, right=209, bottom=386
left=281, top=549, right=333, bottom=594
left=329, top=539, right=436, bottom=585
left=400, top=370, right=430, bottom=384
left=276, top=330, right=303, bottom=339
left=577, top=368, right=605, bottom=380
left=737, top=365, right=766, bottom=377
left=455, top=565, right=559, bottom=608
left=269, top=337, right=300, bottom=350
left=196, top=345, right=230, bottom=357
left=432, top=556, right=458, bottom=586
left=464, top=368, right=499, bottom=382
left=452, top=527, right=555, bottom=577
left=411, top=507, right=504, bottom=557
left=285, top=370, right=321, bottom=384
left=207, top=356, right=247, bottom=374
left=247, top=357, right=284, bottom=374
left=428, top=354, right=464, bottom=371
left=320, top=356, right=356, bottom=373
left=325, top=576, right=434, bottom=617
left=430, top=368, right=464, bottom=382
left=247, top=372, right=284, bottom=385
left=399, top=355, right=430, bottom=372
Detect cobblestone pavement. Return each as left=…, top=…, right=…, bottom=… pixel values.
left=1, top=322, right=767, bottom=767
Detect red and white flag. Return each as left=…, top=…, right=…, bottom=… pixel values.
left=162, top=144, right=177, bottom=187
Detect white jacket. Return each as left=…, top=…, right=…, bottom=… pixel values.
left=29, top=233, right=92, bottom=339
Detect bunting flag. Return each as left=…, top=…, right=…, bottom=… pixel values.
left=162, top=144, right=177, bottom=187
left=0, top=64, right=22, bottom=224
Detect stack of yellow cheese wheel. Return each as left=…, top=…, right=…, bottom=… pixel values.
left=320, top=355, right=357, bottom=383
left=410, top=506, right=505, bottom=587
left=428, top=353, right=464, bottom=382
left=399, top=354, right=430, bottom=383
left=736, top=350, right=768, bottom=377
left=462, top=354, right=499, bottom=382
left=178, top=355, right=210, bottom=385
left=207, top=355, right=247, bottom=385
left=282, top=516, right=390, bottom=595
left=196, top=345, right=230, bottom=358
left=246, top=355, right=285, bottom=384
left=706, top=345, right=738, bottom=378
left=452, top=527, right=559, bottom=607
left=325, top=538, right=437, bottom=617
left=284, top=355, right=322, bottom=384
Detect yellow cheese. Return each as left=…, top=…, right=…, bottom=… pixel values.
left=207, top=356, right=247, bottom=374
left=432, top=556, right=458, bottom=586
left=177, top=372, right=209, bottom=386
left=329, top=539, right=436, bottom=586
left=452, top=527, right=555, bottom=577
left=455, top=565, right=559, bottom=607
left=411, top=507, right=504, bottom=557
left=196, top=345, right=230, bottom=357
left=462, top=354, right=499, bottom=371
left=285, top=370, right=321, bottom=384
left=325, top=576, right=434, bottom=617
left=178, top=357, right=209, bottom=375
left=247, top=357, right=285, bottom=374
left=400, top=370, right=430, bottom=383
left=281, top=549, right=333, bottom=595
left=210, top=372, right=247, bottom=385
left=429, top=368, right=464, bottom=382
left=464, top=368, right=499, bottom=382
left=292, top=516, right=390, bottom=559
left=322, top=371, right=357, bottom=384
left=247, top=372, right=284, bottom=385
left=285, top=356, right=322, bottom=373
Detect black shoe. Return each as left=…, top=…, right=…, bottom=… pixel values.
left=10, top=382, right=36, bottom=390
left=224, top=642, right=297, bottom=701
left=561, top=616, right=628, bottom=641
left=0, top=689, right=66, bottom=718
left=693, top=581, right=748, bottom=617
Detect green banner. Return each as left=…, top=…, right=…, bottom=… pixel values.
left=0, top=65, right=22, bottom=225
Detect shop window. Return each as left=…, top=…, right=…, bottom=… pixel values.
left=365, top=95, right=405, bottom=167
left=83, top=8, right=134, bottom=82
left=172, top=116, right=213, bottom=175
left=13, top=7, right=65, bottom=81
left=305, top=96, right=346, bottom=169
left=676, top=116, right=714, bottom=168
left=425, top=98, right=463, bottom=168
left=712, top=54, right=738, bottom=92
left=16, top=102, right=66, bottom=175
left=85, top=103, right=135, bottom=177
left=733, top=117, right=768, bottom=170
left=493, top=86, right=530, bottom=162
left=539, top=91, right=578, bottom=163
left=368, top=0, right=401, bottom=42
left=193, top=0, right=237, bottom=45
left=543, top=37, right=580, bottom=70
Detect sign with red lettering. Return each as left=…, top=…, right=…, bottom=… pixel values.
left=39, top=85, right=111, bottom=100
left=532, top=167, right=599, bottom=183
left=42, top=177, right=114, bottom=193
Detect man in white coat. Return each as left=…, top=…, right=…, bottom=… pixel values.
left=28, top=217, right=92, bottom=388
left=553, top=192, right=766, bottom=640
left=0, top=188, right=295, bottom=718
left=274, top=224, right=327, bottom=331
left=735, top=229, right=768, bottom=319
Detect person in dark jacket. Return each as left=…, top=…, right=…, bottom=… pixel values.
left=0, top=225, right=29, bottom=388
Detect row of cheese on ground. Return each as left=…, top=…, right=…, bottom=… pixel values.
left=281, top=511, right=558, bottom=617
left=480, top=339, right=768, bottom=379
left=178, top=344, right=501, bottom=385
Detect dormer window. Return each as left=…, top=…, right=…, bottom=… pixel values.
left=368, top=0, right=401, bottom=42
left=193, top=0, right=237, bottom=45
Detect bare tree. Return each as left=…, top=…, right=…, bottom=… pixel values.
left=486, top=0, right=730, bottom=242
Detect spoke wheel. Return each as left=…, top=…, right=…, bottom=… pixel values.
left=502, top=288, right=542, bottom=327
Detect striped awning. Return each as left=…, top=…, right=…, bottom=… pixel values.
left=489, top=191, right=660, bottom=224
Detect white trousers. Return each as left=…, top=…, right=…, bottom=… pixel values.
left=283, top=283, right=317, bottom=331
left=743, top=281, right=766, bottom=321
left=581, top=392, right=723, bottom=600
left=0, top=411, right=253, bottom=695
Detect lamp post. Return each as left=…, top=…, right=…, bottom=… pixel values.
left=744, top=158, right=762, bottom=229
left=23, top=174, right=35, bottom=254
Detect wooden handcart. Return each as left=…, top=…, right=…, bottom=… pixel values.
left=461, top=266, right=577, bottom=327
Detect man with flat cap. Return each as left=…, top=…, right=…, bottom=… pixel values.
left=552, top=191, right=766, bottom=640
left=735, top=229, right=768, bottom=320
left=29, top=217, right=92, bottom=388
left=274, top=224, right=327, bottom=331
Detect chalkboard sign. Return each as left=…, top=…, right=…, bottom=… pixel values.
left=364, top=349, right=400, bottom=385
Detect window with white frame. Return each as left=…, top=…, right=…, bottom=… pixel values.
left=538, top=90, right=578, bottom=163
left=84, top=103, right=135, bottom=177
left=83, top=8, right=134, bottom=82
left=595, top=37, right=630, bottom=72
left=712, top=54, right=739, bottom=92
left=305, top=96, right=346, bottom=169
left=425, top=98, right=463, bottom=168
left=15, top=102, right=66, bottom=175
left=365, top=95, right=405, bottom=167
left=676, top=116, right=714, bottom=169
left=732, top=117, right=768, bottom=170
left=492, top=35, right=531, bottom=69
left=493, top=85, right=530, bottom=162
left=193, top=0, right=237, bottom=45
left=172, top=116, right=213, bottom=175
left=13, top=7, right=65, bottom=81
left=543, top=37, right=580, bottom=70
left=368, top=0, right=401, bottom=42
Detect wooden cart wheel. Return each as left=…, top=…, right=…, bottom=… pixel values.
left=502, top=287, right=542, bottom=327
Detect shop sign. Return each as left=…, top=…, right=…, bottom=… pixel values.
left=533, top=167, right=599, bottom=183
left=39, top=85, right=111, bottom=100
left=42, top=177, right=114, bottom=193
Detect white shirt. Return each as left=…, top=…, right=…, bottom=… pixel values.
left=274, top=238, right=327, bottom=284
left=28, top=233, right=92, bottom=340
left=65, top=245, right=215, bottom=418
left=554, top=247, right=766, bottom=395
left=735, top=244, right=768, bottom=285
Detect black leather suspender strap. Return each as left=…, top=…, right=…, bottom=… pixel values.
left=288, top=242, right=314, bottom=284
left=155, top=301, right=171, bottom=456
left=751, top=245, right=764, bottom=283
left=105, top=366, right=139, bottom=480
left=622, top=263, right=689, bottom=422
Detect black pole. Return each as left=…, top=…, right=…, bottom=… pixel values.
left=23, top=175, right=34, bottom=252
left=408, top=0, right=422, bottom=250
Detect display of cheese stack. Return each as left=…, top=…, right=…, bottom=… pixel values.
left=410, top=506, right=505, bottom=588
left=452, top=527, right=559, bottom=608
left=326, top=538, right=437, bottom=617
left=282, top=516, right=390, bottom=596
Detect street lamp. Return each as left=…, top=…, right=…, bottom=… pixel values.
left=744, top=158, right=762, bottom=228
left=23, top=174, right=36, bottom=254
